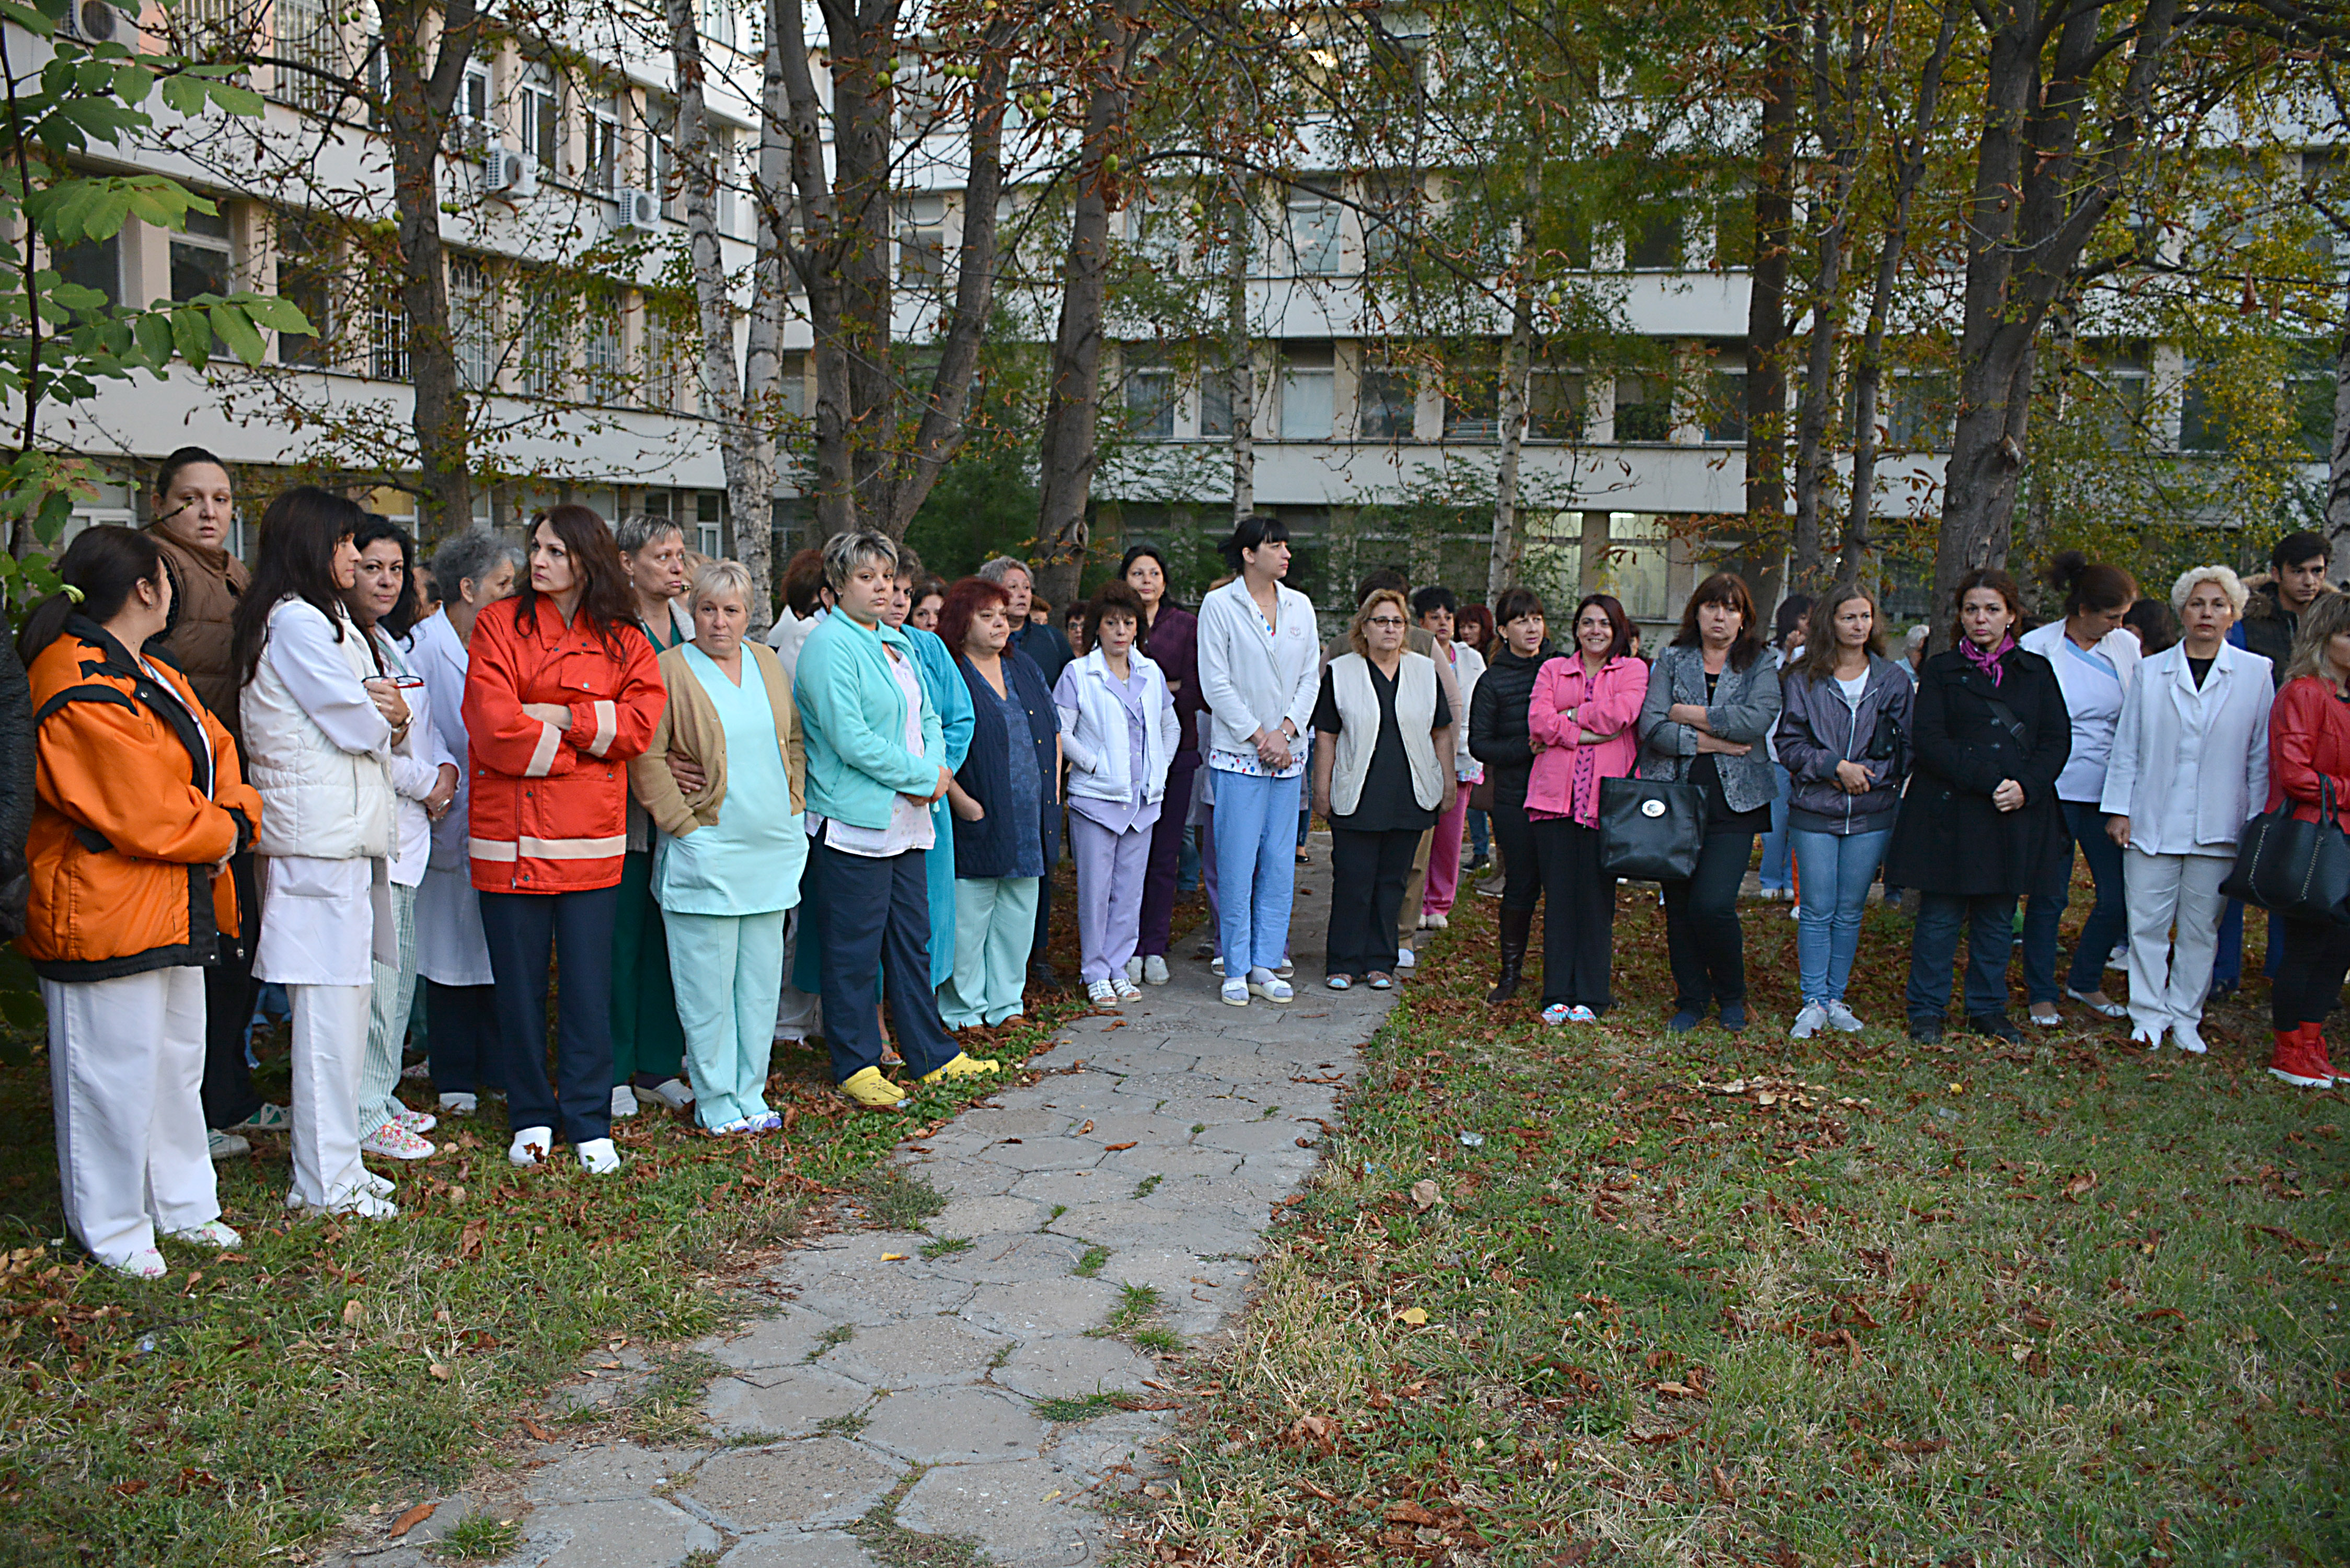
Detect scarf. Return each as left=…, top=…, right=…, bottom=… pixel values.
left=1961, top=631, right=2015, bottom=687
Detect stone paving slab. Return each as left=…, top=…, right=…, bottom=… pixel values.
left=430, top=838, right=1393, bottom=1568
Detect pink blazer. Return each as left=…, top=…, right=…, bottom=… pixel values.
left=1525, top=655, right=1646, bottom=824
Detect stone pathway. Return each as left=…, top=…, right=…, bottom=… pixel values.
left=338, top=847, right=1397, bottom=1568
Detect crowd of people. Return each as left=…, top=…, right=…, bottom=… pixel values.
left=15, top=446, right=2350, bottom=1278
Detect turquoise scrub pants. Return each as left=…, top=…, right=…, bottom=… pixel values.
left=663, top=907, right=786, bottom=1129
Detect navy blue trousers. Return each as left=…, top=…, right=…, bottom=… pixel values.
left=804, top=839, right=960, bottom=1084
left=480, top=886, right=619, bottom=1149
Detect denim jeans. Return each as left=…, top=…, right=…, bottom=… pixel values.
left=2019, top=798, right=2127, bottom=1002
left=1908, top=891, right=2018, bottom=1024
left=1467, top=806, right=1491, bottom=860
left=2211, top=897, right=2282, bottom=988
left=1212, top=768, right=1301, bottom=975
left=1758, top=762, right=1794, bottom=894
left=1790, top=827, right=1891, bottom=1004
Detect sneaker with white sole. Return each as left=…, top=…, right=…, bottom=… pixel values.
left=1425, top=912, right=1448, bottom=930
left=1790, top=1001, right=1829, bottom=1040
left=1142, top=954, right=1170, bottom=986
left=509, top=1126, right=555, bottom=1167
left=1125, top=956, right=1145, bottom=985
left=360, top=1121, right=436, bottom=1160
left=638, top=1077, right=695, bottom=1111
left=359, top=1169, right=395, bottom=1196
left=1087, top=978, right=1121, bottom=1007
left=288, top=1186, right=398, bottom=1220
left=166, top=1220, right=241, bottom=1249
left=1111, top=976, right=1143, bottom=1002
left=610, top=1084, right=640, bottom=1119
left=1824, top=1000, right=1865, bottom=1033
left=393, top=1105, right=436, bottom=1134
left=1394, top=947, right=1415, bottom=970
left=225, top=1102, right=291, bottom=1134
left=2172, top=1021, right=2208, bottom=1055
left=108, top=1248, right=168, bottom=1279
left=437, top=1091, right=479, bottom=1117
left=206, top=1128, right=250, bottom=1161
left=575, top=1137, right=621, bottom=1174
left=1220, top=977, right=1249, bottom=1007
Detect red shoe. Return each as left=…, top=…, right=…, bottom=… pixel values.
left=2269, top=1027, right=2334, bottom=1089
left=2308, top=1023, right=2337, bottom=1086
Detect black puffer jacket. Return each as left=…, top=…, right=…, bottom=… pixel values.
left=0, top=628, right=31, bottom=939
left=1881, top=646, right=2071, bottom=897
left=1468, top=641, right=1557, bottom=801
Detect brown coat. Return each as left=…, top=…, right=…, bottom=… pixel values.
left=628, top=640, right=805, bottom=835
left=146, top=524, right=249, bottom=735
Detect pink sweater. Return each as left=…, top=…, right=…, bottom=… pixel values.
left=1525, top=655, right=1646, bottom=824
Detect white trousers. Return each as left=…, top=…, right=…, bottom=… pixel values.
left=42, top=966, right=217, bottom=1268
left=356, top=881, right=418, bottom=1138
left=289, top=982, right=373, bottom=1210
left=2124, top=847, right=2230, bottom=1035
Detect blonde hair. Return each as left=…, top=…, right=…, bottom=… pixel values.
left=2169, top=563, right=2247, bottom=615
left=2283, top=590, right=2350, bottom=688
left=1347, top=587, right=1411, bottom=659
left=690, top=558, right=754, bottom=610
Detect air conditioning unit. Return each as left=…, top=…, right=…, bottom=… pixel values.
left=615, top=187, right=660, bottom=231
left=59, top=0, right=124, bottom=44
left=481, top=147, right=537, bottom=201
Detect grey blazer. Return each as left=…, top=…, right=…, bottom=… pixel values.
left=1636, top=642, right=1783, bottom=815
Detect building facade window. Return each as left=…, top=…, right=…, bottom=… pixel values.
left=586, top=96, right=624, bottom=192
left=170, top=206, right=233, bottom=303
left=1615, top=371, right=1673, bottom=442
left=1288, top=194, right=1341, bottom=276
left=519, top=68, right=560, bottom=170
left=275, top=213, right=333, bottom=366
left=1528, top=370, right=1586, bottom=442
left=449, top=253, right=496, bottom=390
left=1703, top=363, right=1746, bottom=445
left=896, top=193, right=948, bottom=285
left=370, top=283, right=408, bottom=383
left=1280, top=341, right=1334, bottom=439
left=1357, top=366, right=1413, bottom=440
left=1598, top=512, right=1669, bottom=621
left=1123, top=351, right=1176, bottom=440
left=55, top=231, right=121, bottom=314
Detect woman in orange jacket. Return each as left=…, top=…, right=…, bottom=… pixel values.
left=463, top=505, right=664, bottom=1173
left=17, top=527, right=263, bottom=1276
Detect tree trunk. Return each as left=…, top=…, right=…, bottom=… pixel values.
left=822, top=0, right=900, bottom=523
left=1034, top=0, right=1146, bottom=607
left=1839, top=0, right=1962, bottom=586
left=1226, top=176, right=1254, bottom=523
left=381, top=0, right=479, bottom=539
left=770, top=0, right=855, bottom=540
left=1744, top=1, right=1798, bottom=560
left=1933, top=0, right=2180, bottom=643
left=1488, top=282, right=1534, bottom=602
left=2330, top=279, right=2350, bottom=578
left=1789, top=15, right=1868, bottom=591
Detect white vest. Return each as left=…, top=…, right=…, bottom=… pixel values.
left=1328, top=651, right=1445, bottom=817
left=242, top=597, right=395, bottom=861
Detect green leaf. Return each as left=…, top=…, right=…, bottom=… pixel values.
left=241, top=293, right=314, bottom=333
left=211, top=302, right=264, bottom=365
left=132, top=310, right=175, bottom=366
left=170, top=305, right=209, bottom=368
left=158, top=73, right=205, bottom=117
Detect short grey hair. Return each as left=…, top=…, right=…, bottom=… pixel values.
left=616, top=512, right=686, bottom=557
left=976, top=555, right=1031, bottom=586
left=822, top=529, right=898, bottom=591
left=1903, top=624, right=1930, bottom=652
left=431, top=528, right=520, bottom=596
left=2171, top=563, right=2248, bottom=615
left=690, top=558, right=754, bottom=611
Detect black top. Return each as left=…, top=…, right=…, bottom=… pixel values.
left=1466, top=640, right=1555, bottom=796
left=1312, top=661, right=1453, bottom=834
left=2188, top=654, right=2214, bottom=689
left=1692, top=668, right=1772, bottom=835
left=1881, top=645, right=2073, bottom=897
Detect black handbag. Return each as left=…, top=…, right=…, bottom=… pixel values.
left=2221, top=776, right=2350, bottom=925
left=1597, top=775, right=1708, bottom=882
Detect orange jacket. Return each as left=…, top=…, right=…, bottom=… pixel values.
left=20, top=619, right=261, bottom=981
left=462, top=596, right=664, bottom=894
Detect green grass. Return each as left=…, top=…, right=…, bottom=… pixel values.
left=0, top=1005, right=1079, bottom=1567
left=1032, top=1391, right=1136, bottom=1422
left=918, top=1234, right=974, bottom=1260
left=1073, top=1243, right=1112, bottom=1277
left=435, top=1512, right=521, bottom=1561
left=853, top=1166, right=947, bottom=1231
left=1133, top=1174, right=1163, bottom=1199
left=1146, top=875, right=2349, bottom=1566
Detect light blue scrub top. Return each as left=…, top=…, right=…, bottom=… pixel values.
left=653, top=643, right=807, bottom=917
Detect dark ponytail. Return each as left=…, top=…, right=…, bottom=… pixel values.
left=15, top=526, right=166, bottom=667
left=2041, top=549, right=2135, bottom=617
left=153, top=445, right=229, bottom=503
left=1217, top=513, right=1291, bottom=572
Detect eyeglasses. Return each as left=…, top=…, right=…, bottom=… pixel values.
left=1366, top=616, right=1407, bottom=628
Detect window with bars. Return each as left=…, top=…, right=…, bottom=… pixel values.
left=519, top=275, right=569, bottom=397
left=1597, top=513, right=1671, bottom=621
left=273, top=0, right=348, bottom=113
left=371, top=284, right=408, bottom=382
left=449, top=253, right=496, bottom=391
left=583, top=291, right=624, bottom=391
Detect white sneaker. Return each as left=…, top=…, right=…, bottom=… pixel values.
left=1416, top=912, right=1433, bottom=930
left=437, top=1091, right=478, bottom=1117
left=2172, top=1021, right=2208, bottom=1055
left=1111, top=976, right=1143, bottom=1002
left=638, top=1077, right=696, bottom=1111
left=359, top=1169, right=395, bottom=1197
left=1087, top=978, right=1121, bottom=1007
left=1824, top=1001, right=1865, bottom=1034
left=206, top=1128, right=249, bottom=1161
left=1395, top=947, right=1416, bottom=970
left=1425, top=912, right=1448, bottom=930
left=2130, top=1021, right=2164, bottom=1051
left=393, top=1105, right=436, bottom=1134
left=1790, top=1001, right=1828, bottom=1040
left=1789, top=903, right=1802, bottom=921
left=1220, top=977, right=1249, bottom=1007
left=576, top=1137, right=621, bottom=1174
left=109, top=1248, right=167, bottom=1279
left=288, top=1187, right=397, bottom=1220
left=166, top=1220, right=241, bottom=1249
left=360, top=1121, right=436, bottom=1161
left=610, top=1084, right=640, bottom=1119
left=2108, top=943, right=2129, bottom=972
left=1125, top=956, right=1145, bottom=985
left=509, top=1126, right=554, bottom=1167
left=1142, top=954, right=1170, bottom=986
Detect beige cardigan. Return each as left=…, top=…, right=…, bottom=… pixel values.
left=628, top=640, right=805, bottom=836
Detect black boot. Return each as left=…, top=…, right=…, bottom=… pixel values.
left=1488, top=905, right=1533, bottom=1004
